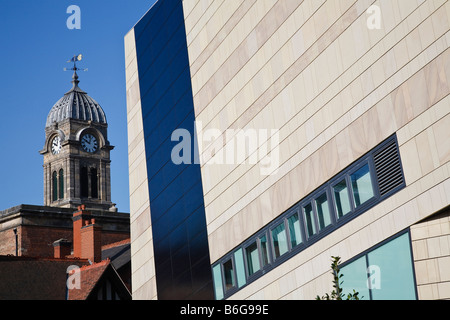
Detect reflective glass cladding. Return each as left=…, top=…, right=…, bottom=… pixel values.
left=134, top=0, right=214, bottom=299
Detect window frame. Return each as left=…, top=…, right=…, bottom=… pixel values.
left=302, top=200, right=318, bottom=240
left=244, top=239, right=260, bottom=278
left=90, top=167, right=98, bottom=199
left=52, top=171, right=58, bottom=202
left=212, top=264, right=224, bottom=300
left=80, top=166, right=89, bottom=198
left=313, top=189, right=334, bottom=232
left=348, top=160, right=378, bottom=211
left=286, top=209, right=304, bottom=250
left=339, top=229, right=418, bottom=300
left=243, top=230, right=271, bottom=281
left=270, top=219, right=290, bottom=260
left=331, top=176, right=352, bottom=220
left=328, top=157, right=379, bottom=225
left=221, top=256, right=236, bottom=294
left=59, top=169, right=64, bottom=200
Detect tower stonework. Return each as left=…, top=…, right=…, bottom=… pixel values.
left=40, top=71, right=116, bottom=212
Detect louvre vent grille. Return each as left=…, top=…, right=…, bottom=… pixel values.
left=373, top=140, right=404, bottom=197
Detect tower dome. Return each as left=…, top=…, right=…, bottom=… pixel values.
left=46, top=72, right=107, bottom=128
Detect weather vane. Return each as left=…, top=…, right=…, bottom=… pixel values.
left=64, top=54, right=88, bottom=72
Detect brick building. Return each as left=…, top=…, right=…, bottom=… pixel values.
left=0, top=204, right=129, bottom=258
left=0, top=206, right=131, bottom=300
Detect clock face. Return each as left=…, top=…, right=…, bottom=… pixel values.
left=52, top=136, right=62, bottom=155
left=81, top=134, right=98, bottom=153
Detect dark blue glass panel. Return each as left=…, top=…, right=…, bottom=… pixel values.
left=135, top=0, right=213, bottom=299
left=170, top=222, right=188, bottom=254
left=171, top=269, right=193, bottom=300
left=189, top=230, right=209, bottom=266
left=153, top=235, right=170, bottom=265
left=171, top=244, right=191, bottom=276
left=145, top=110, right=195, bottom=181
left=186, top=207, right=208, bottom=240
left=191, top=256, right=214, bottom=298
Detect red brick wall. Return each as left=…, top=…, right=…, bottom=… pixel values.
left=0, top=228, right=19, bottom=256
left=20, top=226, right=72, bottom=257
left=0, top=225, right=129, bottom=258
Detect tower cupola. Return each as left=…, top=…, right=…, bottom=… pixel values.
left=40, top=59, right=116, bottom=212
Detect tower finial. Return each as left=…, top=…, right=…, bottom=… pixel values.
left=72, top=70, right=80, bottom=89
left=64, top=54, right=88, bottom=92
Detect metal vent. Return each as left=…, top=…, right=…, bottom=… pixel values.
left=373, top=140, right=404, bottom=197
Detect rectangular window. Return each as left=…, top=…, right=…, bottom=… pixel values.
left=260, top=234, right=270, bottom=268
left=271, top=222, right=288, bottom=258
left=223, top=258, right=235, bottom=291
left=333, top=179, right=351, bottom=218
left=80, top=166, right=89, bottom=198
left=234, top=249, right=246, bottom=288
left=351, top=164, right=374, bottom=208
left=91, top=168, right=98, bottom=199
left=245, top=241, right=260, bottom=276
left=367, top=233, right=416, bottom=300
left=52, top=171, right=58, bottom=202
left=341, top=256, right=370, bottom=300
left=59, top=169, right=64, bottom=200
left=287, top=213, right=302, bottom=248
left=303, top=203, right=316, bottom=238
left=212, top=264, right=224, bottom=300
left=341, top=232, right=416, bottom=300
left=315, top=193, right=331, bottom=230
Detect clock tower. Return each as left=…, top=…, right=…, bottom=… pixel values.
left=40, top=68, right=116, bottom=212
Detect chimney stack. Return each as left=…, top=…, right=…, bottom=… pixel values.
left=81, top=218, right=102, bottom=263
left=72, top=205, right=102, bottom=263
left=53, top=239, right=72, bottom=259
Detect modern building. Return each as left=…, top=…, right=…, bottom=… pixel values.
left=125, top=0, right=450, bottom=300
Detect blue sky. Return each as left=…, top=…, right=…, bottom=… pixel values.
left=0, top=0, right=157, bottom=213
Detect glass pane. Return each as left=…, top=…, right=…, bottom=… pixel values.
left=341, top=256, right=370, bottom=300
left=351, top=164, right=374, bottom=208
left=272, top=222, right=289, bottom=258
left=223, top=259, right=235, bottom=291
left=52, top=172, right=58, bottom=201
left=212, top=264, right=224, bottom=300
left=80, top=167, right=88, bottom=198
left=59, top=169, right=64, bottom=200
left=315, top=193, right=331, bottom=230
left=260, top=235, right=270, bottom=267
left=246, top=241, right=261, bottom=276
left=334, top=179, right=351, bottom=218
left=90, top=168, right=98, bottom=199
left=303, top=203, right=316, bottom=238
left=367, top=233, right=416, bottom=300
left=287, top=214, right=302, bottom=248
left=234, top=249, right=246, bottom=288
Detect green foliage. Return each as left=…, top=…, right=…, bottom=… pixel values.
left=316, top=256, right=362, bottom=300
